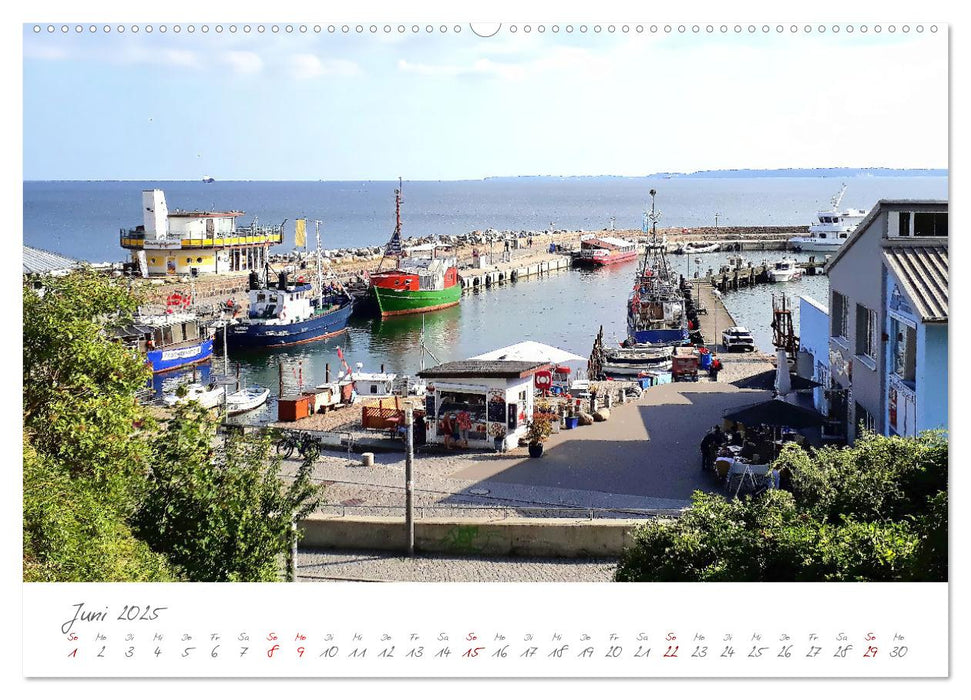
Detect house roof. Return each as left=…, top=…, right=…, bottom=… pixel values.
left=824, top=199, right=949, bottom=272
left=23, top=245, right=83, bottom=275
left=471, top=341, right=585, bottom=364
left=883, top=242, right=948, bottom=323
left=418, top=360, right=548, bottom=379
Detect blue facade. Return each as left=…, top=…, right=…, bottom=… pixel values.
left=884, top=271, right=948, bottom=437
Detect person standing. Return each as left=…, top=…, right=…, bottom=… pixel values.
left=457, top=410, right=472, bottom=448
left=700, top=430, right=715, bottom=471
left=440, top=413, right=454, bottom=449
left=709, top=356, right=722, bottom=381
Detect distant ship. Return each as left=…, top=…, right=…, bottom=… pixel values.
left=369, top=180, right=461, bottom=318
left=574, top=236, right=639, bottom=267
left=789, top=183, right=867, bottom=252
left=202, top=175, right=215, bottom=183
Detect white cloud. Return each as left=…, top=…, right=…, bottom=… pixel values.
left=288, top=54, right=360, bottom=79
left=220, top=51, right=263, bottom=75
left=397, top=57, right=525, bottom=80
left=159, top=49, right=199, bottom=69
left=23, top=44, right=70, bottom=61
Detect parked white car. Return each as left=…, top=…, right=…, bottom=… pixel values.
left=721, top=326, right=756, bottom=352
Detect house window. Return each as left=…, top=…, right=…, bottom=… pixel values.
left=831, top=291, right=848, bottom=340
left=891, top=318, right=917, bottom=384
left=898, top=212, right=911, bottom=236
left=855, top=402, right=875, bottom=433
left=913, top=212, right=948, bottom=237
left=855, top=304, right=877, bottom=360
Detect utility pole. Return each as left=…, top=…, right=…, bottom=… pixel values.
left=404, top=405, right=415, bottom=556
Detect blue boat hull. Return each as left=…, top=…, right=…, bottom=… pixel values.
left=147, top=339, right=214, bottom=374
left=225, top=302, right=353, bottom=349
left=628, top=327, right=688, bottom=345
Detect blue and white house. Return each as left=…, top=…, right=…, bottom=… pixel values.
left=883, top=244, right=948, bottom=437
left=825, top=199, right=948, bottom=442
left=796, top=294, right=831, bottom=419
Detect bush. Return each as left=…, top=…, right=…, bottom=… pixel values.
left=615, top=431, right=946, bottom=582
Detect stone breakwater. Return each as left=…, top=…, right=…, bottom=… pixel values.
left=135, top=225, right=806, bottom=312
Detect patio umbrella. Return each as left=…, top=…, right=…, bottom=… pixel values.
left=723, top=398, right=827, bottom=429
left=774, top=349, right=792, bottom=398
left=731, top=369, right=823, bottom=392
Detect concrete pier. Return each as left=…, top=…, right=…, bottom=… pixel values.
left=458, top=252, right=572, bottom=291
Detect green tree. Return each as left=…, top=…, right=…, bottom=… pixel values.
left=22, top=272, right=173, bottom=581
left=134, top=404, right=323, bottom=582
left=615, top=432, right=946, bottom=582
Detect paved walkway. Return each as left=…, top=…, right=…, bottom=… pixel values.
left=297, top=549, right=618, bottom=582
left=283, top=382, right=770, bottom=516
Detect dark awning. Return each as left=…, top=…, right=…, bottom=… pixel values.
left=723, top=398, right=827, bottom=429
left=731, top=370, right=823, bottom=391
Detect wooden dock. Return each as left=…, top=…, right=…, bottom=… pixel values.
left=687, top=259, right=826, bottom=294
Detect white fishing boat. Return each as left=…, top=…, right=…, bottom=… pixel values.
left=602, top=344, right=673, bottom=376
left=225, top=385, right=270, bottom=415
left=162, top=382, right=226, bottom=409
left=789, top=184, right=867, bottom=252
left=767, top=257, right=803, bottom=283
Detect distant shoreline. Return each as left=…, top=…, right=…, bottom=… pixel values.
left=22, top=169, right=948, bottom=184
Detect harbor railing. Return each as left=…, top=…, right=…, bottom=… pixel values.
left=315, top=503, right=684, bottom=521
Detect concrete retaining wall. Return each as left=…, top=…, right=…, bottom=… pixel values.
left=298, top=515, right=648, bottom=558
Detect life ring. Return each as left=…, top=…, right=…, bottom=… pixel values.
left=534, top=370, right=553, bottom=390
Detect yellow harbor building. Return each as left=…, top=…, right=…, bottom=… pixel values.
left=120, top=189, right=284, bottom=277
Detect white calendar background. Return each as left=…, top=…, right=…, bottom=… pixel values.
left=8, top=0, right=964, bottom=691
left=23, top=582, right=947, bottom=677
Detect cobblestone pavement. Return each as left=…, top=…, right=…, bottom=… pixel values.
left=297, top=548, right=618, bottom=582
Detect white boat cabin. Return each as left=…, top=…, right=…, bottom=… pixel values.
left=247, top=281, right=315, bottom=324
left=349, top=372, right=398, bottom=397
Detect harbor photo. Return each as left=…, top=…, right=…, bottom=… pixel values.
left=22, top=22, right=947, bottom=586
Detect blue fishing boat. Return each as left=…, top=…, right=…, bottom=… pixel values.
left=115, top=312, right=214, bottom=374
left=626, top=189, right=688, bottom=346
left=223, top=272, right=353, bottom=349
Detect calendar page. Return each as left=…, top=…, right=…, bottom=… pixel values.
left=15, top=0, right=954, bottom=687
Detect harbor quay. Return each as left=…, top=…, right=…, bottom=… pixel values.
left=131, top=224, right=806, bottom=313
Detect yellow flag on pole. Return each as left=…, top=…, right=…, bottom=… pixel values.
left=294, top=219, right=307, bottom=248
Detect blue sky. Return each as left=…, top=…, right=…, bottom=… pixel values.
left=22, top=24, right=948, bottom=180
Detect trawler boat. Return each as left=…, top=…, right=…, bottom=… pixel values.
left=627, top=190, right=689, bottom=345
left=224, top=270, right=353, bottom=349
left=789, top=184, right=867, bottom=252
left=767, top=257, right=803, bottom=283
left=369, top=180, right=461, bottom=317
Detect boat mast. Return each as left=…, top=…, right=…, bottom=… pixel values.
left=315, top=219, right=323, bottom=305
left=831, top=183, right=847, bottom=210
left=375, top=177, right=404, bottom=273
